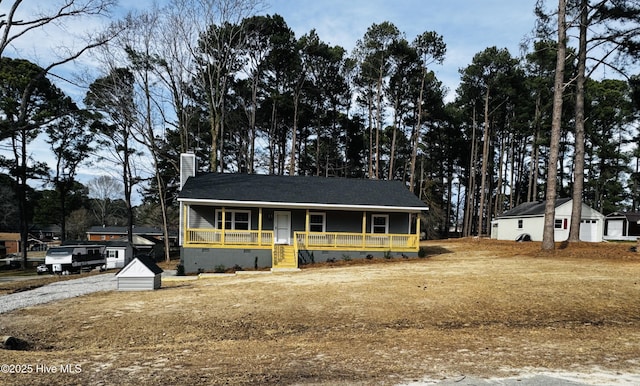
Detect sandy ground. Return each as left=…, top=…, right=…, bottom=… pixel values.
left=1, top=239, right=640, bottom=385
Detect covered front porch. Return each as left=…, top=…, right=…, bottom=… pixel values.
left=182, top=205, right=421, bottom=272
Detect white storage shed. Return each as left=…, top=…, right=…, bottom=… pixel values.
left=116, top=256, right=163, bottom=291
left=105, top=241, right=134, bottom=269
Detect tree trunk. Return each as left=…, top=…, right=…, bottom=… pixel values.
left=528, top=94, right=542, bottom=202
left=375, top=70, right=383, bottom=179
left=123, top=136, right=134, bottom=246
left=542, top=0, right=567, bottom=251
left=495, top=134, right=506, bottom=216
left=388, top=97, right=400, bottom=180
left=368, top=93, right=374, bottom=179
left=568, top=0, right=588, bottom=242
left=478, top=89, right=491, bottom=236
left=463, top=105, right=478, bottom=237
left=409, top=71, right=426, bottom=192
left=289, top=93, right=299, bottom=175
left=18, top=129, right=28, bottom=269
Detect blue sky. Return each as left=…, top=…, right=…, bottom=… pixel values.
left=6, top=0, right=540, bottom=102
left=266, top=0, right=539, bottom=100
left=1, top=0, right=539, bottom=199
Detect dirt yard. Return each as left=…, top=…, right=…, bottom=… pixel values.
left=2, top=239, right=640, bottom=385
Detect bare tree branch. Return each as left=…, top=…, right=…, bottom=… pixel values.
left=0, top=0, right=116, bottom=56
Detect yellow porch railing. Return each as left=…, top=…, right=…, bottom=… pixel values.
left=295, top=231, right=419, bottom=251
left=185, top=229, right=273, bottom=247
left=184, top=229, right=417, bottom=252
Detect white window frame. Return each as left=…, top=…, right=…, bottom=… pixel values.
left=309, top=212, right=326, bottom=232
left=371, top=214, right=389, bottom=234
left=517, top=219, right=523, bottom=229
left=215, top=209, right=252, bottom=230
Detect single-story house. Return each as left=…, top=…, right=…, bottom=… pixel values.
left=30, top=224, right=61, bottom=241
left=491, top=198, right=604, bottom=242
left=177, top=154, right=428, bottom=274
left=116, top=256, right=163, bottom=291
left=0, top=233, right=20, bottom=255
left=87, top=227, right=172, bottom=258
left=87, top=226, right=165, bottom=242
left=603, top=212, right=640, bottom=241
left=128, top=234, right=164, bottom=259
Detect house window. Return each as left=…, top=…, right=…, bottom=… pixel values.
left=309, top=213, right=326, bottom=232
left=554, top=218, right=568, bottom=229
left=517, top=219, right=523, bottom=229
left=107, top=250, right=118, bottom=259
left=371, top=215, right=389, bottom=234
left=216, top=210, right=251, bottom=230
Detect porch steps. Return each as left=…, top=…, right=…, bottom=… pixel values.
left=271, top=244, right=300, bottom=272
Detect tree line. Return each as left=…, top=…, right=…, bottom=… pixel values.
left=2, top=0, right=640, bottom=266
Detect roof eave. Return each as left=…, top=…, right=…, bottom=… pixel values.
left=178, top=198, right=428, bottom=212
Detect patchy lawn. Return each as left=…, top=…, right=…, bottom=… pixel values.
left=1, top=239, right=640, bottom=385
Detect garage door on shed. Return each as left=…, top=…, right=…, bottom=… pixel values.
left=606, top=219, right=624, bottom=238
left=579, top=219, right=599, bottom=242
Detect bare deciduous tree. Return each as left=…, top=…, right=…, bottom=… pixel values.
left=0, top=0, right=117, bottom=268
left=87, top=175, right=124, bottom=227
left=168, top=0, right=264, bottom=172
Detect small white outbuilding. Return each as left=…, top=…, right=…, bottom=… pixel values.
left=104, top=241, right=134, bottom=269
left=116, top=256, right=163, bottom=291
left=491, top=198, right=604, bottom=242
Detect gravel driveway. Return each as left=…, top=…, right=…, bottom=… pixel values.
left=0, top=273, right=117, bottom=314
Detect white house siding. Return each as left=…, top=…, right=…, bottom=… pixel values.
left=492, top=216, right=545, bottom=241
left=106, top=247, right=128, bottom=269
left=115, top=257, right=163, bottom=291
left=117, top=276, right=159, bottom=291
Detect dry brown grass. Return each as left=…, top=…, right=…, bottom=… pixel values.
left=1, top=239, right=640, bottom=385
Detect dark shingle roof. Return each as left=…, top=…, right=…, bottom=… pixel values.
left=497, top=198, right=571, bottom=218
left=606, top=212, right=640, bottom=222
left=87, top=226, right=163, bottom=235
left=136, top=255, right=163, bottom=275
left=178, top=173, right=427, bottom=210
left=116, top=255, right=163, bottom=276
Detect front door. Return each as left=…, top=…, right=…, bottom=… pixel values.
left=274, top=211, right=291, bottom=244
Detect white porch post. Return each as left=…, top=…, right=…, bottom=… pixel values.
left=362, top=211, right=367, bottom=248
left=221, top=207, right=226, bottom=244
left=258, top=208, right=263, bottom=245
